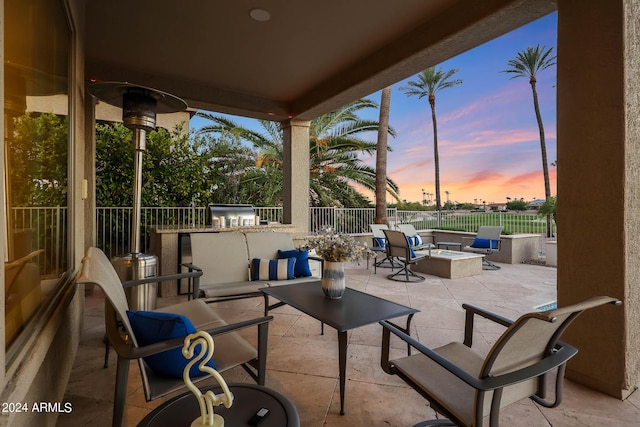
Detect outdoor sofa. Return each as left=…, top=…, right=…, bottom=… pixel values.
left=185, top=231, right=322, bottom=310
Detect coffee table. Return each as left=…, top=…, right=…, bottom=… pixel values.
left=262, top=283, right=418, bottom=415
left=137, top=383, right=299, bottom=427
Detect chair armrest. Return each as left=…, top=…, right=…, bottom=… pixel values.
left=380, top=320, right=578, bottom=392
left=461, top=303, right=513, bottom=347
left=181, top=262, right=202, bottom=272
left=122, top=269, right=202, bottom=300
left=480, top=341, right=578, bottom=390
left=461, top=236, right=475, bottom=247
left=110, top=308, right=273, bottom=360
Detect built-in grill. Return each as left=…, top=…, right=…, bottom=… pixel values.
left=206, top=204, right=259, bottom=227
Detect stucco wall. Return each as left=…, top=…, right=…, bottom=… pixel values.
left=0, top=289, right=82, bottom=427
left=557, top=0, right=638, bottom=399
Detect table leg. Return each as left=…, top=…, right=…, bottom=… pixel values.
left=338, top=330, right=347, bottom=415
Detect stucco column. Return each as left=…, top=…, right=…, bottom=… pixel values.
left=557, top=0, right=640, bottom=399
left=281, top=120, right=311, bottom=234
left=84, top=86, right=96, bottom=251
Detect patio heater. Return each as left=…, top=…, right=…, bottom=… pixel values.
left=89, top=82, right=187, bottom=310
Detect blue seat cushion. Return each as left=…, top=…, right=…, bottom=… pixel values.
left=126, top=310, right=216, bottom=378
left=471, top=237, right=499, bottom=249
left=373, top=237, right=386, bottom=248
left=278, top=249, right=312, bottom=277
left=251, top=257, right=296, bottom=280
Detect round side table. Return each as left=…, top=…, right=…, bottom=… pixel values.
left=137, top=383, right=299, bottom=427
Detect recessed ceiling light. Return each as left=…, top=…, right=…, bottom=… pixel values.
left=249, top=8, right=271, bottom=22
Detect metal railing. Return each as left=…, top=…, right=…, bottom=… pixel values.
left=10, top=206, right=68, bottom=276
left=10, top=206, right=556, bottom=269
left=395, top=210, right=556, bottom=235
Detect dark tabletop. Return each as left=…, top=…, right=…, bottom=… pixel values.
left=262, top=283, right=418, bottom=331
left=137, top=383, right=299, bottom=427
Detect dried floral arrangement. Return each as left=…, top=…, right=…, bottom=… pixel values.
left=305, top=228, right=372, bottom=262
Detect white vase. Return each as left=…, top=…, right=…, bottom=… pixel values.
left=322, top=261, right=346, bottom=299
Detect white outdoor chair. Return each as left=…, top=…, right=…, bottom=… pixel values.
left=396, top=223, right=435, bottom=251
left=462, top=226, right=503, bottom=270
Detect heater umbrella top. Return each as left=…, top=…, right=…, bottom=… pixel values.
left=88, top=81, right=187, bottom=114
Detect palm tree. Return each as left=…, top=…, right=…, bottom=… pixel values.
left=200, top=99, right=400, bottom=207
left=401, top=67, right=462, bottom=210
left=375, top=86, right=392, bottom=224
left=195, top=112, right=250, bottom=143
left=501, top=44, right=556, bottom=202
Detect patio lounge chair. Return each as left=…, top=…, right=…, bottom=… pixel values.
left=382, top=229, right=430, bottom=282
left=77, top=247, right=272, bottom=427
left=462, top=226, right=503, bottom=270
left=380, top=296, right=621, bottom=427
left=396, top=223, right=435, bottom=251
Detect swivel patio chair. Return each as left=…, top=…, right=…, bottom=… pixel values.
left=462, top=226, right=503, bottom=270
left=380, top=296, right=621, bottom=427
left=77, top=247, right=273, bottom=427
left=382, top=229, right=430, bottom=282
left=369, top=224, right=395, bottom=271
left=396, top=223, right=435, bottom=251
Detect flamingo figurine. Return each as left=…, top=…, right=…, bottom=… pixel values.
left=182, top=331, right=234, bottom=427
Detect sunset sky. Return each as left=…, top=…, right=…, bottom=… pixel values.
left=191, top=12, right=558, bottom=206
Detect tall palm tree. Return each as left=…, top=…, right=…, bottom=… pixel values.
left=375, top=86, right=392, bottom=224
left=501, top=44, right=556, bottom=202
left=401, top=67, right=462, bottom=210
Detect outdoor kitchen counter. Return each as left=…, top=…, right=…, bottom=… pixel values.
left=152, top=223, right=295, bottom=233
left=150, top=224, right=296, bottom=296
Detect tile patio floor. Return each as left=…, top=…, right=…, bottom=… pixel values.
left=57, top=261, right=640, bottom=426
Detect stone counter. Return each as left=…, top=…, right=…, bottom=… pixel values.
left=150, top=224, right=296, bottom=296
left=152, top=223, right=296, bottom=234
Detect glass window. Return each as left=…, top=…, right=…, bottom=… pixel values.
left=4, top=0, right=71, bottom=349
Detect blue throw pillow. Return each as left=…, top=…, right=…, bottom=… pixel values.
left=278, top=249, right=312, bottom=277
left=251, top=258, right=296, bottom=280
left=405, top=235, right=414, bottom=247
left=126, top=310, right=216, bottom=378
left=471, top=238, right=499, bottom=249
left=373, top=237, right=386, bottom=248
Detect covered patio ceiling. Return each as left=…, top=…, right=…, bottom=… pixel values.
left=85, top=0, right=556, bottom=122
